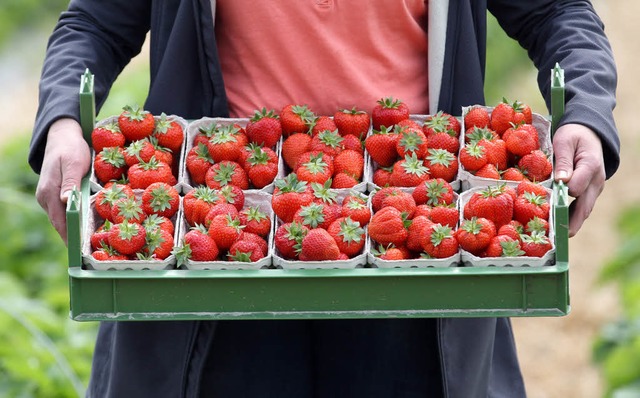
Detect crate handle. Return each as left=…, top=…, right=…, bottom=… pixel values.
left=553, top=181, right=569, bottom=263
left=66, top=187, right=83, bottom=267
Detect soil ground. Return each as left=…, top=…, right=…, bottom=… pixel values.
left=1, top=1, right=637, bottom=397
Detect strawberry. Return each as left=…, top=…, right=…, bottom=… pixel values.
left=412, top=178, right=455, bottom=206
left=456, top=217, right=496, bottom=255
left=371, top=97, right=410, bottom=130
left=406, top=215, right=434, bottom=252
left=280, top=104, right=315, bottom=137
left=423, top=111, right=460, bottom=136
left=296, top=152, right=333, bottom=185
left=309, top=129, right=344, bottom=158
left=333, top=149, right=364, bottom=181
left=372, top=167, right=393, bottom=187
left=497, top=222, right=523, bottom=242
left=371, top=244, right=410, bottom=260
left=298, top=228, right=341, bottom=261
left=94, top=147, right=127, bottom=184
left=143, top=228, right=174, bottom=260
left=501, top=167, right=527, bottom=182
left=474, top=163, right=501, bottom=180
left=128, top=157, right=175, bottom=189
left=310, top=116, right=338, bottom=136
left=482, top=235, right=525, bottom=258
left=206, top=125, right=244, bottom=163
left=274, top=221, right=309, bottom=260
left=92, top=121, right=125, bottom=152
left=118, top=104, right=155, bottom=142
left=327, top=217, right=366, bottom=258
left=390, top=153, right=431, bottom=187
left=341, top=193, right=371, bottom=227
left=427, top=130, right=459, bottom=154
left=282, top=133, right=312, bottom=170
left=464, top=106, right=490, bottom=130
left=395, top=129, right=428, bottom=158
left=152, top=113, right=184, bottom=152
left=94, top=183, right=135, bottom=221
left=513, top=192, right=550, bottom=225
left=293, top=202, right=340, bottom=230
left=92, top=244, right=129, bottom=261
left=91, top=220, right=113, bottom=251
left=207, top=214, right=244, bottom=251
left=174, top=224, right=219, bottom=265
left=123, top=139, right=155, bottom=167
left=464, top=184, right=514, bottom=229
left=365, top=125, right=400, bottom=167
left=459, top=142, right=488, bottom=173
left=341, top=133, right=364, bottom=155
left=414, top=204, right=433, bottom=219
left=490, top=98, right=533, bottom=136
left=108, top=220, right=147, bottom=256
left=380, top=189, right=417, bottom=219
left=246, top=108, right=282, bottom=148
left=521, top=231, right=552, bottom=257
left=465, top=125, right=498, bottom=144
left=333, top=107, right=370, bottom=139
left=141, top=182, right=180, bottom=218
left=424, top=149, right=458, bottom=182
left=203, top=203, right=240, bottom=228
left=227, top=239, right=265, bottom=262
left=371, top=186, right=403, bottom=213
left=420, top=223, right=459, bottom=259
left=368, top=206, right=409, bottom=247
left=218, top=184, right=246, bottom=212
left=525, top=216, right=549, bottom=236
left=237, top=232, right=269, bottom=256
left=193, top=123, right=218, bottom=147
left=505, top=123, right=540, bottom=157
left=518, top=150, right=552, bottom=182
left=245, top=146, right=279, bottom=189
left=331, top=173, right=358, bottom=189
left=183, top=186, right=223, bottom=226
left=186, top=143, right=214, bottom=186
left=205, top=160, right=249, bottom=190
left=516, top=180, right=548, bottom=197
left=142, top=214, right=175, bottom=236
left=429, top=204, right=459, bottom=228
left=111, top=196, right=146, bottom=224
left=239, top=206, right=271, bottom=238
left=272, top=174, right=314, bottom=223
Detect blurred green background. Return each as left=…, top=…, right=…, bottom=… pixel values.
left=0, top=2, right=634, bottom=397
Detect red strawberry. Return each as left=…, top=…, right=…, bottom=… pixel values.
left=91, top=220, right=113, bottom=251
left=334, top=107, right=370, bottom=139
left=152, top=143, right=174, bottom=167
left=141, top=182, right=180, bottom=218
left=309, top=129, right=344, bottom=158
left=237, top=232, right=268, bottom=256
left=280, top=104, right=315, bottom=137
left=341, top=194, right=371, bottom=227
left=94, top=183, right=135, bottom=222
left=93, top=147, right=127, bottom=184
left=293, top=202, right=340, bottom=230
left=371, top=186, right=403, bottom=213
left=246, top=108, right=282, bottom=148
left=474, top=163, right=501, bottom=180
left=272, top=174, right=314, bottom=223
left=414, top=204, right=433, bottom=219
left=368, top=206, right=409, bottom=247
left=207, top=214, right=244, bottom=251
left=227, top=240, right=265, bottom=262
left=123, top=139, right=155, bottom=167
left=396, top=129, right=428, bottom=158
left=108, top=220, right=147, bottom=256
left=459, top=142, right=489, bottom=173
left=371, top=244, right=410, bottom=260
left=92, top=244, right=129, bottom=261
left=111, top=196, right=146, bottom=224
left=327, top=217, right=366, bottom=258
left=427, top=130, right=459, bottom=154
left=341, top=133, right=364, bottom=155
left=183, top=186, right=224, bottom=226
left=142, top=214, right=175, bottom=236
left=390, top=154, right=431, bottom=187
left=505, top=123, right=540, bottom=157
left=365, top=126, right=399, bottom=167
left=118, top=104, right=155, bottom=142
left=239, top=206, right=272, bottom=238
left=464, top=184, right=514, bottom=229
left=274, top=221, right=309, bottom=260
left=143, top=228, right=174, bottom=260
left=153, top=113, right=184, bottom=152
left=521, top=231, right=552, bottom=257
left=174, top=224, right=219, bottom=264
left=464, top=107, right=490, bottom=130
left=310, top=115, right=338, bottom=136
left=490, top=99, right=533, bottom=136
left=412, top=178, right=455, bottom=206
left=429, top=204, right=459, bottom=229
left=372, top=167, right=393, bottom=187
left=518, top=150, right=552, bottom=182
left=497, top=222, right=523, bottom=242
left=206, top=125, right=244, bottom=163
left=331, top=173, right=358, bottom=189
left=298, top=228, right=341, bottom=261
left=333, top=149, right=364, bottom=181
left=424, top=149, right=458, bottom=183
left=420, top=223, right=459, bottom=258
left=219, top=184, right=246, bottom=212
left=203, top=203, right=240, bottom=228
left=525, top=216, right=550, bottom=236
left=456, top=217, right=496, bottom=255
left=423, top=111, right=461, bottom=137
left=282, top=133, right=312, bottom=170
left=92, top=122, right=125, bottom=152
left=406, top=215, right=434, bottom=252
left=296, top=152, right=334, bottom=185
left=205, top=160, right=249, bottom=190
left=371, top=97, right=410, bottom=130
left=501, top=167, right=527, bottom=182
left=245, top=146, right=279, bottom=189
left=513, top=192, right=550, bottom=225
left=482, top=235, right=525, bottom=258
left=186, top=143, right=214, bottom=186
left=128, top=157, right=175, bottom=189
left=380, top=189, right=417, bottom=219
left=516, top=180, right=548, bottom=197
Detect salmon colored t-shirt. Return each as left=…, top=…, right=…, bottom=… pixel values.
left=214, top=0, right=429, bottom=118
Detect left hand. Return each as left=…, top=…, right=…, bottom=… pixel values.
left=552, top=123, right=606, bottom=237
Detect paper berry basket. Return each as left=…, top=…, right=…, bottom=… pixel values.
left=64, top=67, right=570, bottom=321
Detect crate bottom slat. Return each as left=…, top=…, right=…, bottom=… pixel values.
left=68, top=263, right=570, bottom=321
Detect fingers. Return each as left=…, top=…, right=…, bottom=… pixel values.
left=552, top=124, right=605, bottom=236
left=36, top=155, right=69, bottom=243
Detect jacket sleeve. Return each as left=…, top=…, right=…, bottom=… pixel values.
left=488, top=0, right=620, bottom=179
left=29, top=0, right=151, bottom=174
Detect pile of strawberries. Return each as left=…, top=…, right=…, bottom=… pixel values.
left=460, top=99, right=553, bottom=182
left=89, top=182, right=179, bottom=261
left=92, top=105, right=184, bottom=189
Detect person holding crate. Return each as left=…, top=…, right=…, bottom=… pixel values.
left=31, top=1, right=619, bottom=397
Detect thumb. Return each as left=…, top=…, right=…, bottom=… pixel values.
left=59, top=158, right=88, bottom=203
left=552, top=126, right=576, bottom=183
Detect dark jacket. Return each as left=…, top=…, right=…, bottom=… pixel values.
left=30, top=0, right=619, bottom=397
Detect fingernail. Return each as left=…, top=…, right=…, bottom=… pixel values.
left=556, top=170, right=568, bottom=181
left=61, top=190, right=71, bottom=202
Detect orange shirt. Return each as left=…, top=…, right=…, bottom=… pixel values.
left=214, top=0, right=429, bottom=118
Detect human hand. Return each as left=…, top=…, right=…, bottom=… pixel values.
left=35, top=118, right=91, bottom=244
left=552, top=123, right=606, bottom=237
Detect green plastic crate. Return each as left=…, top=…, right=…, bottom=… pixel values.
left=65, top=66, right=570, bottom=321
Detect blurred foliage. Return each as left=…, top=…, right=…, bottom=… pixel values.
left=0, top=0, right=68, bottom=48
left=593, top=206, right=640, bottom=397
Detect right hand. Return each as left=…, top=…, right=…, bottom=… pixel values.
left=35, top=118, right=91, bottom=244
